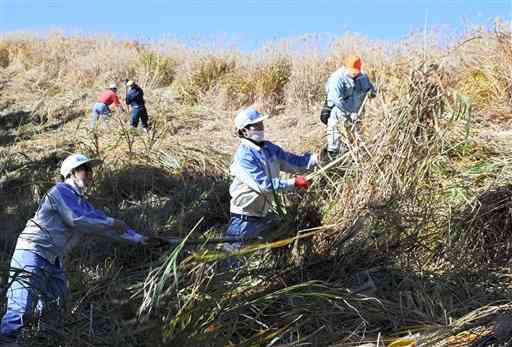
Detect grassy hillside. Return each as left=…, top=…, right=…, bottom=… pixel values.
left=1, top=23, right=512, bottom=346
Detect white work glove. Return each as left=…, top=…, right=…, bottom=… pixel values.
left=120, top=228, right=146, bottom=244
left=349, top=112, right=359, bottom=122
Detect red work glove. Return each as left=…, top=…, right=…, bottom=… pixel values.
left=294, top=176, right=310, bottom=190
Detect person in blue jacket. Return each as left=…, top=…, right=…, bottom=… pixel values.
left=125, top=80, right=149, bottom=131
left=324, top=55, right=376, bottom=158
left=224, top=107, right=318, bottom=256
left=0, top=154, right=145, bottom=343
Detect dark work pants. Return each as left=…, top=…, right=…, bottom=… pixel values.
left=130, top=106, right=149, bottom=129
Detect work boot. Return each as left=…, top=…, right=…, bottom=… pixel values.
left=327, top=151, right=339, bottom=161
left=330, top=144, right=349, bottom=161
left=319, top=146, right=338, bottom=164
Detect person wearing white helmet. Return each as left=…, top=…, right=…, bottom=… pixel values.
left=0, top=154, right=143, bottom=342
left=224, top=107, right=318, bottom=263
left=90, top=83, right=126, bottom=129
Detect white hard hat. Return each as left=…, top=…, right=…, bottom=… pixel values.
left=109, top=83, right=118, bottom=89
left=126, top=80, right=134, bottom=87
left=60, top=154, right=101, bottom=177
left=235, top=107, right=268, bottom=130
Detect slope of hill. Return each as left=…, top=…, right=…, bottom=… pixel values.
left=1, top=24, right=512, bottom=346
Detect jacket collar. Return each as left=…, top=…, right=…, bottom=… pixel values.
left=240, top=139, right=265, bottom=151
left=340, top=66, right=360, bottom=79
left=241, top=138, right=266, bottom=151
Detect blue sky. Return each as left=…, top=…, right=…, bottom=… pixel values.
left=0, top=0, right=510, bottom=49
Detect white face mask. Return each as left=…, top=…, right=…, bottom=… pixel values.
left=74, top=178, right=87, bottom=189
left=247, top=130, right=265, bottom=143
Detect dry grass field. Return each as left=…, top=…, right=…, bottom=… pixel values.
left=0, top=22, right=512, bottom=346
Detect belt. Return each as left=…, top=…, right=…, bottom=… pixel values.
left=230, top=213, right=263, bottom=221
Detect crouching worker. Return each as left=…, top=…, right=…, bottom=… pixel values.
left=0, top=154, right=144, bottom=343
left=90, top=83, right=125, bottom=129
left=224, top=107, right=317, bottom=263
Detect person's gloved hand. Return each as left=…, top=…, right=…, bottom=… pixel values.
left=350, top=112, right=359, bottom=122
left=120, top=228, right=147, bottom=244
left=294, top=176, right=310, bottom=190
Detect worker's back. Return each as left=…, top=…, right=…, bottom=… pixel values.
left=98, top=89, right=119, bottom=106
left=326, top=67, right=374, bottom=114
left=126, top=85, right=145, bottom=108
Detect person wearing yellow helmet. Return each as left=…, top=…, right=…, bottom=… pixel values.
left=321, top=55, right=377, bottom=159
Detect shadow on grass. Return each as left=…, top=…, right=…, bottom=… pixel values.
left=0, top=109, right=85, bottom=146
left=0, top=149, right=73, bottom=247
left=94, top=164, right=231, bottom=236
left=194, top=235, right=512, bottom=346
left=447, top=184, right=512, bottom=269
left=169, top=195, right=512, bottom=346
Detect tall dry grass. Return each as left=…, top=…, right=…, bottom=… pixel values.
left=1, top=22, right=512, bottom=346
